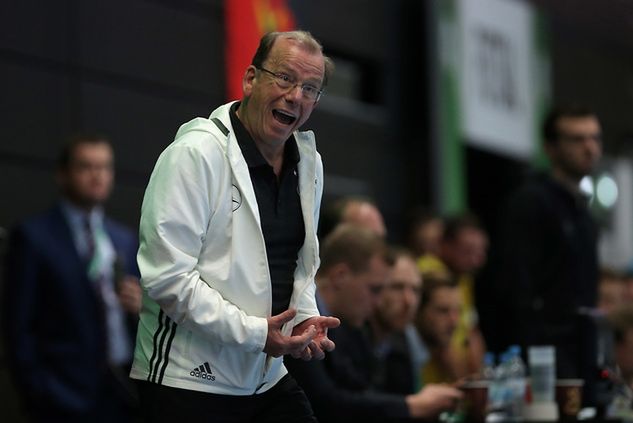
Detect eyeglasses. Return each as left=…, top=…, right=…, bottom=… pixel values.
left=257, top=67, right=323, bottom=102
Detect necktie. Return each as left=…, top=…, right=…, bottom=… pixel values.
left=85, top=217, right=109, bottom=282
left=83, top=217, right=111, bottom=357
left=82, top=217, right=137, bottom=402
left=84, top=216, right=95, bottom=262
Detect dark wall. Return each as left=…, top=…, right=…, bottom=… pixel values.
left=293, top=0, right=433, bottom=240
left=549, top=18, right=633, bottom=156
left=0, top=7, right=431, bottom=418
left=0, top=0, right=224, bottom=230
left=0, top=0, right=431, bottom=241
left=0, top=1, right=226, bottom=418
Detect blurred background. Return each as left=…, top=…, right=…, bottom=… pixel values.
left=1, top=0, right=633, bottom=419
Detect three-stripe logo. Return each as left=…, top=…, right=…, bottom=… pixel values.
left=147, top=309, right=177, bottom=385
left=190, top=361, right=216, bottom=381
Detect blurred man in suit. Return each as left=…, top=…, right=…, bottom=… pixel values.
left=3, top=134, right=142, bottom=422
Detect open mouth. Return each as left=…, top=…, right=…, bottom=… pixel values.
left=273, top=109, right=297, bottom=125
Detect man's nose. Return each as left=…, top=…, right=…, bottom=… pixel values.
left=404, top=288, right=417, bottom=307
left=284, top=84, right=303, bottom=101
left=450, top=309, right=461, bottom=324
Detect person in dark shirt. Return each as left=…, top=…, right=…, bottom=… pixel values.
left=287, top=225, right=462, bottom=422
left=483, top=105, right=602, bottom=406
left=370, top=247, right=426, bottom=395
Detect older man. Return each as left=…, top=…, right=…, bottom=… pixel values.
left=130, top=31, right=340, bottom=422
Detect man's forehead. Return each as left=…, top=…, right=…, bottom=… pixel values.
left=268, top=39, right=324, bottom=69
left=558, top=116, right=601, bottom=133
left=270, top=38, right=315, bottom=58
left=430, top=285, right=459, bottom=300
left=388, top=278, right=421, bottom=290
left=390, top=268, right=421, bottom=288
left=72, top=142, right=112, bottom=158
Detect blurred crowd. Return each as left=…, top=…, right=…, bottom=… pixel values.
left=2, top=107, right=633, bottom=422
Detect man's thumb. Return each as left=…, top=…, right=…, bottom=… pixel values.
left=273, top=308, right=297, bottom=325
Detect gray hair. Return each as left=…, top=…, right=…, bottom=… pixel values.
left=251, top=30, right=335, bottom=86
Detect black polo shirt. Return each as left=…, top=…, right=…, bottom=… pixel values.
left=230, top=103, right=305, bottom=316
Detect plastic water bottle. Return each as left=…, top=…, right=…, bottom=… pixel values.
left=505, top=345, right=527, bottom=420
left=482, top=352, right=496, bottom=380
left=488, top=352, right=509, bottom=415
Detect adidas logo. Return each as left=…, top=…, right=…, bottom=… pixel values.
left=190, top=362, right=216, bottom=381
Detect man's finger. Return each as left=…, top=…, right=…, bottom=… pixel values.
left=300, top=346, right=313, bottom=361
left=307, top=341, right=324, bottom=360
left=270, top=308, right=297, bottom=327
left=319, top=337, right=335, bottom=352
left=322, top=316, right=341, bottom=329
left=288, top=325, right=316, bottom=353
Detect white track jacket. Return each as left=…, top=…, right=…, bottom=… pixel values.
left=130, top=101, right=323, bottom=395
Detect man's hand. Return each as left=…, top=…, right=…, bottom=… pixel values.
left=264, top=309, right=318, bottom=358
left=291, top=315, right=340, bottom=361
left=117, top=276, right=142, bottom=314
left=405, top=384, right=464, bottom=419
left=263, top=309, right=340, bottom=360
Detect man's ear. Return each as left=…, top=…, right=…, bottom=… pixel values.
left=242, top=66, right=257, bottom=97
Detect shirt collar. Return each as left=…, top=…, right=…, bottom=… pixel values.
left=60, top=200, right=105, bottom=229
left=229, top=102, right=300, bottom=169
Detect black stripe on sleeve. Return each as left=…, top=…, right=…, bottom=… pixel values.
left=147, top=309, right=166, bottom=382
left=150, top=313, right=172, bottom=383
left=157, top=320, right=178, bottom=385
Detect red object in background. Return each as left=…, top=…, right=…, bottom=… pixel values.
left=225, top=0, right=296, bottom=101
left=525, top=380, right=533, bottom=404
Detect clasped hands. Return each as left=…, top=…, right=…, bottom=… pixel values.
left=264, top=309, right=340, bottom=361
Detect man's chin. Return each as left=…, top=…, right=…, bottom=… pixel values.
left=69, top=194, right=108, bottom=209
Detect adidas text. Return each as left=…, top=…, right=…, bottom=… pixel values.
left=190, top=369, right=215, bottom=381
left=190, top=362, right=216, bottom=381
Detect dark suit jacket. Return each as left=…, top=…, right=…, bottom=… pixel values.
left=2, top=204, right=140, bottom=414
left=285, top=322, right=411, bottom=423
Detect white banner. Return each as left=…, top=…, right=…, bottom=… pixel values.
left=459, top=0, right=536, bottom=159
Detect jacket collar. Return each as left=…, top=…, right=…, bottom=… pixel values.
left=228, top=102, right=301, bottom=170
left=208, top=102, right=318, bottom=230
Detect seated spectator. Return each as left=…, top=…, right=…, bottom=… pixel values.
left=417, top=213, right=488, bottom=379
left=415, top=275, right=462, bottom=384
left=405, top=207, right=444, bottom=258
left=286, top=225, right=462, bottom=422
left=598, top=267, right=627, bottom=315
left=319, top=196, right=387, bottom=240
left=609, top=306, right=633, bottom=390
left=370, top=247, right=426, bottom=394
